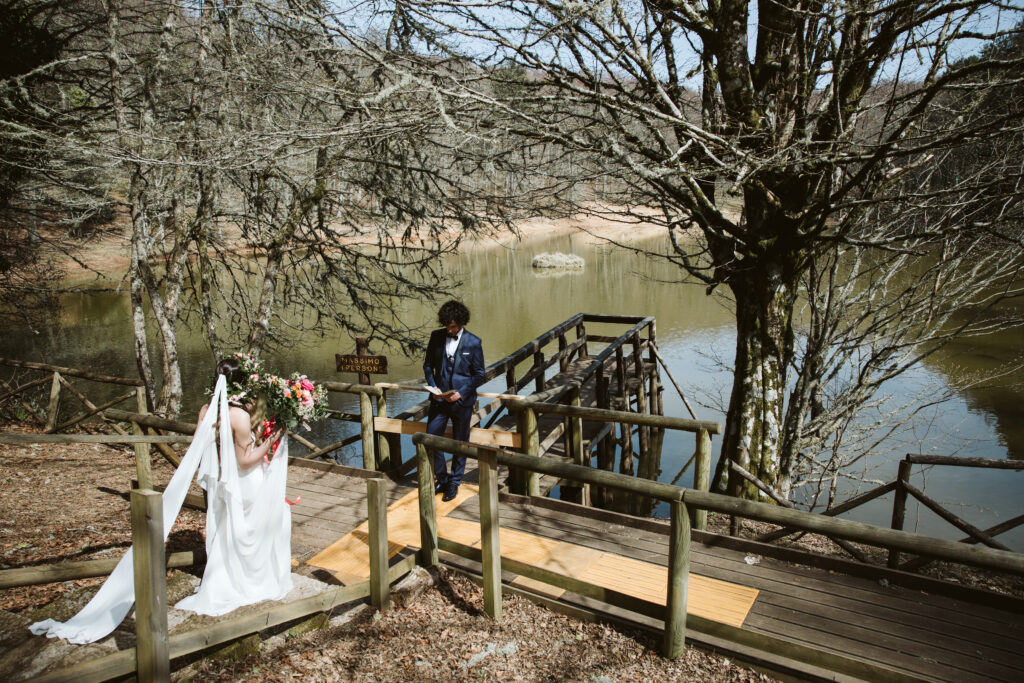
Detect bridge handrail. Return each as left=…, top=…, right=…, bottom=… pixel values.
left=389, top=313, right=651, bottom=423
left=321, top=380, right=383, bottom=396
left=411, top=432, right=1024, bottom=576
left=505, top=399, right=721, bottom=435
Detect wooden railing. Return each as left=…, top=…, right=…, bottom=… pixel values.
left=0, top=357, right=143, bottom=433
left=504, top=398, right=720, bottom=526
left=1, top=315, right=664, bottom=483
left=741, top=453, right=1024, bottom=569
left=324, top=313, right=663, bottom=479
left=410, top=431, right=1024, bottom=670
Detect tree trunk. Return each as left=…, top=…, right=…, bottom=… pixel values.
left=129, top=212, right=155, bottom=411
left=717, top=262, right=796, bottom=500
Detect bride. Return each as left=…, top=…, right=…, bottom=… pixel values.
left=30, top=356, right=294, bottom=644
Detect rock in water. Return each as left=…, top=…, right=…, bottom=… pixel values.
left=531, top=252, right=584, bottom=269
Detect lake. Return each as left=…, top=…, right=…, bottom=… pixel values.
left=5, top=230, right=1023, bottom=550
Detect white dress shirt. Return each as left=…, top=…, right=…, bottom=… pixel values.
left=445, top=328, right=463, bottom=359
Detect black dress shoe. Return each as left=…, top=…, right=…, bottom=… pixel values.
left=434, top=481, right=446, bottom=495
left=442, top=482, right=459, bottom=502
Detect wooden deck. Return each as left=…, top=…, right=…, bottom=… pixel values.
left=284, top=458, right=1024, bottom=683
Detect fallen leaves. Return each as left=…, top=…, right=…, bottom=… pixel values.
left=173, top=567, right=778, bottom=682
left=0, top=420, right=206, bottom=613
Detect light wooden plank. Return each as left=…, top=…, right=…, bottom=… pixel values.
left=307, top=485, right=480, bottom=583
left=374, top=416, right=521, bottom=448
left=305, top=480, right=758, bottom=628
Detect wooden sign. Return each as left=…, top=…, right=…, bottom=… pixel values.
left=336, top=353, right=388, bottom=374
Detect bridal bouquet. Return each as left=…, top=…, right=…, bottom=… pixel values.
left=262, top=372, right=329, bottom=432
left=211, top=353, right=329, bottom=432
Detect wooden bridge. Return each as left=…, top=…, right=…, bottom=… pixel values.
left=278, top=446, right=1024, bottom=683
left=2, top=314, right=1024, bottom=682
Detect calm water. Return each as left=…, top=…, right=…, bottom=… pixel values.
left=6, top=231, right=1023, bottom=549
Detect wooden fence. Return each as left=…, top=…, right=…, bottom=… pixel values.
left=1, top=313, right=673, bottom=494
left=735, top=453, right=1024, bottom=570
left=0, top=357, right=143, bottom=432
left=504, top=397, right=720, bottom=528
left=410, top=431, right=1024, bottom=672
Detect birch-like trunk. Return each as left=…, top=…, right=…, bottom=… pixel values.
left=718, top=262, right=797, bottom=500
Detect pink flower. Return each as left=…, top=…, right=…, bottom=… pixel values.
left=300, top=379, right=314, bottom=392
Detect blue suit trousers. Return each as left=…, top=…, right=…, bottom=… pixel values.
left=426, top=400, right=472, bottom=486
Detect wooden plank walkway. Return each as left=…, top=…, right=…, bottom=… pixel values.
left=303, top=485, right=759, bottom=629
left=285, top=459, right=1024, bottom=683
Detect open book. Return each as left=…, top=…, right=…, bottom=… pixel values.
left=425, top=385, right=457, bottom=398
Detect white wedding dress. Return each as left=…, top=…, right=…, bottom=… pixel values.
left=29, top=375, right=293, bottom=643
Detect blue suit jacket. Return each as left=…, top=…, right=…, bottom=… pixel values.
left=423, top=328, right=485, bottom=408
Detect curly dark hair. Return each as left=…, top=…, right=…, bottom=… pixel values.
left=215, top=357, right=247, bottom=388
left=437, top=300, right=470, bottom=326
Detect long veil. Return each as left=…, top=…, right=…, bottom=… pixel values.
left=175, top=379, right=292, bottom=616
left=28, top=374, right=291, bottom=643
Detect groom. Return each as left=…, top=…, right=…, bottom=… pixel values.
left=423, top=300, right=486, bottom=502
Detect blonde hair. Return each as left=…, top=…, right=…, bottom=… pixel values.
left=247, top=394, right=269, bottom=444
left=219, top=392, right=269, bottom=446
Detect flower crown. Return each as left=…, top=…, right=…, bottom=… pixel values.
left=224, top=352, right=267, bottom=405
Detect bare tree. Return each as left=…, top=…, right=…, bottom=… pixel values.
left=0, top=0, right=114, bottom=331
left=397, top=0, right=1024, bottom=498
left=5, top=0, right=517, bottom=416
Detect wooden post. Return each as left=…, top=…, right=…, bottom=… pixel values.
left=134, top=387, right=153, bottom=490
left=45, top=372, right=61, bottom=432
left=563, top=385, right=587, bottom=505
left=131, top=489, right=169, bottom=682
left=595, top=372, right=613, bottom=507
left=478, top=447, right=502, bottom=620
left=663, top=499, right=690, bottom=659
left=533, top=350, right=546, bottom=392
left=518, top=406, right=540, bottom=496
left=889, top=458, right=912, bottom=568
left=557, top=334, right=568, bottom=372
left=614, top=347, right=627, bottom=408
left=355, top=337, right=371, bottom=386
left=614, top=347, right=634, bottom=477
left=576, top=320, right=588, bottom=357
left=647, top=321, right=662, bottom=415
left=359, top=390, right=376, bottom=471
left=619, top=408, right=635, bottom=476
left=367, top=478, right=391, bottom=611
left=693, top=429, right=711, bottom=531
left=632, top=332, right=650, bottom=456
left=416, top=442, right=438, bottom=567
left=376, top=392, right=394, bottom=471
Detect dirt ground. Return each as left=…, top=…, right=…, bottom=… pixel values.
left=0, top=421, right=207, bottom=614
left=173, top=567, right=775, bottom=683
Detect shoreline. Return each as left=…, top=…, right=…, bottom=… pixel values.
left=56, top=208, right=672, bottom=287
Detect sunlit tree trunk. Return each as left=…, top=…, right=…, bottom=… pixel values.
left=718, top=258, right=797, bottom=500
